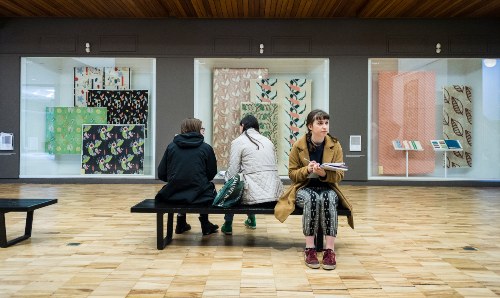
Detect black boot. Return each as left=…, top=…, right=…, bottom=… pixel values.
left=175, top=214, right=191, bottom=234
left=199, top=215, right=219, bottom=236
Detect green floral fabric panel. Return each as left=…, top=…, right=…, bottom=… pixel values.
left=45, top=107, right=107, bottom=155
left=240, top=102, right=279, bottom=150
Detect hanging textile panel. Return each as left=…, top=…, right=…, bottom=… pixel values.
left=81, top=124, right=145, bottom=174
left=443, top=85, right=472, bottom=168
left=212, top=68, right=268, bottom=170
left=104, top=67, right=131, bottom=90
left=280, top=79, right=312, bottom=175
left=250, top=78, right=312, bottom=175
left=378, top=71, right=436, bottom=175
left=251, top=78, right=278, bottom=103
left=74, top=67, right=131, bottom=107
left=86, top=90, right=148, bottom=130
left=240, top=102, right=280, bottom=150
left=45, top=107, right=107, bottom=155
left=74, top=67, right=104, bottom=107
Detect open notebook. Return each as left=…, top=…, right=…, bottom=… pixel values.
left=320, top=162, right=348, bottom=171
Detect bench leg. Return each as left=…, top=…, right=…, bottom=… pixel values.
left=1, top=211, right=34, bottom=248
left=315, top=226, right=324, bottom=252
left=156, top=212, right=173, bottom=250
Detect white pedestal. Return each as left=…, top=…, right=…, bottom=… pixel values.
left=394, top=148, right=424, bottom=177
left=430, top=140, right=464, bottom=178
left=392, top=140, right=424, bottom=177
left=442, top=149, right=463, bottom=178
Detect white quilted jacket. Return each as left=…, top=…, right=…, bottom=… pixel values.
left=225, top=128, right=283, bottom=205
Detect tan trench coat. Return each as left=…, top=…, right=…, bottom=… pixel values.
left=274, top=135, right=354, bottom=229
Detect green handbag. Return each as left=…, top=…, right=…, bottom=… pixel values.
left=212, top=174, right=244, bottom=208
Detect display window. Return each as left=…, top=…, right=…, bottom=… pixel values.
left=20, top=57, right=156, bottom=178
left=194, top=58, right=329, bottom=176
left=369, top=58, right=500, bottom=180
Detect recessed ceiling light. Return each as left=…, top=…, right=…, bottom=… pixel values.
left=484, top=59, right=497, bottom=68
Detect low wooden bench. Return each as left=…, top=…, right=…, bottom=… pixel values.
left=131, top=199, right=351, bottom=250
left=0, top=199, right=58, bottom=248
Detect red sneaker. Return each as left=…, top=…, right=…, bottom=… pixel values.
left=322, top=249, right=336, bottom=270
left=304, top=248, right=320, bottom=269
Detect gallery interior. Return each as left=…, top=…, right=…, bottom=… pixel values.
left=1, top=1, right=499, bottom=297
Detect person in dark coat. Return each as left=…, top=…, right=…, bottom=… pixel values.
left=155, top=117, right=219, bottom=235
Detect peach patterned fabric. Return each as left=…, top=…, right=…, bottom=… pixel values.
left=378, top=71, right=436, bottom=175
left=250, top=78, right=312, bottom=175
left=212, top=68, right=268, bottom=170
left=443, top=86, right=472, bottom=168
left=280, top=79, right=312, bottom=175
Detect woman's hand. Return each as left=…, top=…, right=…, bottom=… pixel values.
left=307, top=161, right=326, bottom=177
left=307, top=161, right=317, bottom=173
left=312, top=163, right=327, bottom=177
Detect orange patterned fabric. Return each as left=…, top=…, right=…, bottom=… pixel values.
left=443, top=86, right=472, bottom=168
left=212, top=68, right=268, bottom=170
left=378, top=72, right=436, bottom=175
left=250, top=78, right=312, bottom=175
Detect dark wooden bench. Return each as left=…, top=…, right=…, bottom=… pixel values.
left=131, top=199, right=351, bottom=250
left=0, top=199, right=58, bottom=248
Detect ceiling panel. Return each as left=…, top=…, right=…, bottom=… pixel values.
left=1, top=0, right=500, bottom=19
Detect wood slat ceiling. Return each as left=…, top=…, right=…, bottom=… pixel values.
left=1, top=0, right=500, bottom=19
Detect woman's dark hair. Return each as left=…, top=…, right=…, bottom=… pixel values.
left=306, top=109, right=330, bottom=129
left=180, top=118, right=202, bottom=134
left=240, top=114, right=262, bottom=149
left=305, top=109, right=336, bottom=152
left=240, top=115, right=260, bottom=132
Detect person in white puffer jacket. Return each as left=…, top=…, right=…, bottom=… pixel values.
left=221, top=114, right=283, bottom=235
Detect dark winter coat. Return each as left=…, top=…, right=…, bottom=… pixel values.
left=155, top=132, right=217, bottom=205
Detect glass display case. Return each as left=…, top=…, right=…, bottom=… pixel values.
left=20, top=57, right=156, bottom=178
left=369, top=58, right=500, bottom=180
left=194, top=58, right=329, bottom=176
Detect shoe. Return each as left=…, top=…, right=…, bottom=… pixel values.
left=304, top=248, right=320, bottom=269
left=322, top=249, right=336, bottom=270
left=199, top=216, right=219, bottom=236
left=175, top=215, right=191, bottom=234
left=221, top=222, right=233, bottom=235
left=244, top=215, right=256, bottom=229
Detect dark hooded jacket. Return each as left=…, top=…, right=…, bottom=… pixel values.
left=155, top=132, right=217, bottom=205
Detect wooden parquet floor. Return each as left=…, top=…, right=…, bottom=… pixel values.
left=0, top=184, right=499, bottom=297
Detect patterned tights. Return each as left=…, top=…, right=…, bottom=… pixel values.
left=295, top=187, right=338, bottom=237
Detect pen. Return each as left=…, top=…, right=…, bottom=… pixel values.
left=304, top=158, right=317, bottom=164
left=304, top=158, right=319, bottom=165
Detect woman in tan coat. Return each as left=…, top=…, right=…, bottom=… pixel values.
left=275, top=109, right=354, bottom=270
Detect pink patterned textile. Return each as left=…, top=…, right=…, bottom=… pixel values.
left=377, top=71, right=436, bottom=175
left=212, top=68, right=268, bottom=170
